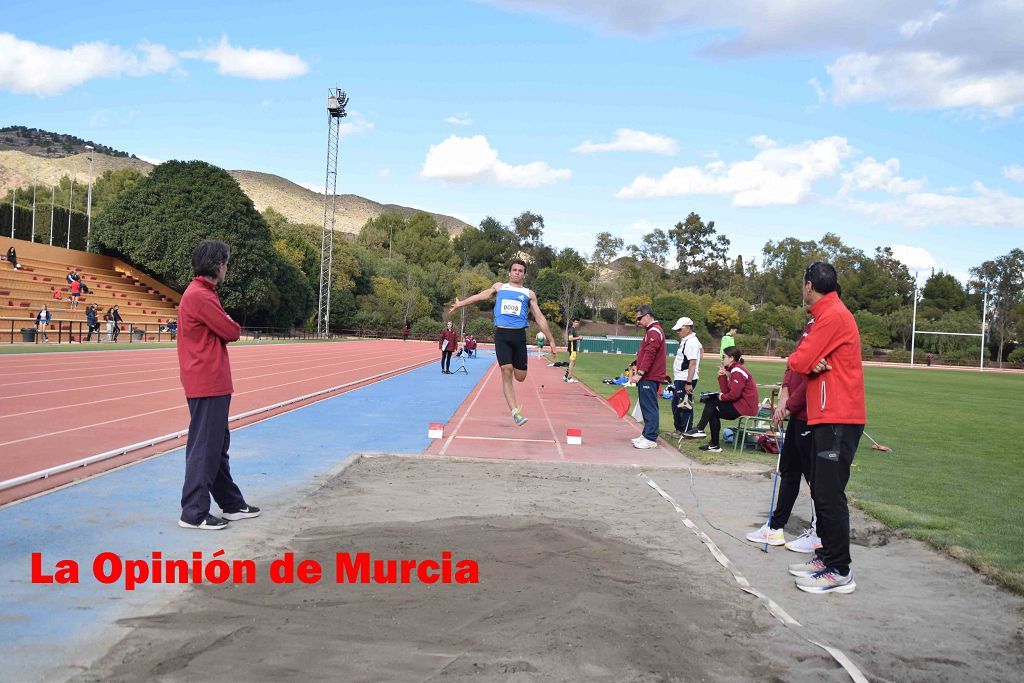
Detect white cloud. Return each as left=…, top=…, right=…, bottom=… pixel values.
left=844, top=182, right=1024, bottom=228
left=420, top=134, right=571, bottom=188
left=826, top=51, right=1024, bottom=117
left=136, top=155, right=165, bottom=165
left=338, top=111, right=374, bottom=137
left=445, top=113, right=474, bottom=126
left=296, top=180, right=324, bottom=193
left=378, top=168, right=392, bottom=177
left=185, top=35, right=307, bottom=80
left=573, top=128, right=678, bottom=155
left=616, top=135, right=852, bottom=206
left=481, top=1, right=1024, bottom=116
left=841, top=157, right=924, bottom=195
left=0, top=33, right=178, bottom=95
left=1003, top=165, right=1024, bottom=183
left=888, top=244, right=937, bottom=272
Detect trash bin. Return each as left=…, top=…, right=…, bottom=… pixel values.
left=132, top=328, right=145, bottom=341
left=21, top=327, right=36, bottom=343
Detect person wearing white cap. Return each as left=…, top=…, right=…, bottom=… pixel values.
left=670, top=317, right=702, bottom=437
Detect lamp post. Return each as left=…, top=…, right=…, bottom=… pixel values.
left=49, top=182, right=55, bottom=246
left=85, top=146, right=94, bottom=251
left=66, top=174, right=74, bottom=249
left=31, top=180, right=36, bottom=242
left=980, top=285, right=990, bottom=372
left=9, top=187, right=15, bottom=238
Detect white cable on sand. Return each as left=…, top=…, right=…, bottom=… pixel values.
left=641, top=474, right=869, bottom=683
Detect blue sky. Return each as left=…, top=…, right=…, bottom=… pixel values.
left=3, top=0, right=1022, bottom=283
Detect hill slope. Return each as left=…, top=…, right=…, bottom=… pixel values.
left=0, top=143, right=471, bottom=237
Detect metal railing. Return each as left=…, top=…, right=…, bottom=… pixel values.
left=0, top=318, right=495, bottom=346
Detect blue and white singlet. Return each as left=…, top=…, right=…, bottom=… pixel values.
left=493, top=284, right=531, bottom=329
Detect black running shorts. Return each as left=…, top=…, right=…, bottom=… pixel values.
left=494, top=326, right=528, bottom=371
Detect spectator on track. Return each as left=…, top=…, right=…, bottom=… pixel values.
left=85, top=304, right=100, bottom=342
left=35, top=304, right=51, bottom=343
left=110, top=304, right=124, bottom=341
left=402, top=321, right=410, bottom=342
left=439, top=321, right=458, bottom=374
left=177, top=239, right=259, bottom=531
left=670, top=317, right=702, bottom=437
left=632, top=305, right=668, bottom=449
left=785, top=261, right=865, bottom=595
left=720, top=325, right=738, bottom=360
left=103, top=308, right=114, bottom=341
left=683, top=346, right=758, bottom=453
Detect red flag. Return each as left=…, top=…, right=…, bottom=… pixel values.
left=607, top=387, right=630, bottom=418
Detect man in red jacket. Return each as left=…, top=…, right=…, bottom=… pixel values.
left=632, top=305, right=667, bottom=449
left=176, top=239, right=259, bottom=530
left=785, top=262, right=865, bottom=594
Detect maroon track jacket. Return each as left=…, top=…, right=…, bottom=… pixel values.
left=177, top=276, right=240, bottom=398
left=635, top=320, right=668, bottom=383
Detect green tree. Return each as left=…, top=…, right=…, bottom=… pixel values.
left=512, top=211, right=544, bottom=249
left=854, top=310, right=891, bottom=348
left=92, top=168, right=146, bottom=216
left=93, top=160, right=312, bottom=325
left=627, top=228, right=671, bottom=267
left=452, top=216, right=518, bottom=273
left=670, top=212, right=730, bottom=292
left=920, top=271, right=967, bottom=319
left=970, top=248, right=1024, bottom=365
left=707, top=302, right=740, bottom=334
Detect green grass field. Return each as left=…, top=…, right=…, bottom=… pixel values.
left=571, top=353, right=1024, bottom=593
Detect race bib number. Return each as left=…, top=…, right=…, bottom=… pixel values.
left=500, top=299, right=523, bottom=317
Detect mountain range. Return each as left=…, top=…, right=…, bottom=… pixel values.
left=0, top=126, right=472, bottom=236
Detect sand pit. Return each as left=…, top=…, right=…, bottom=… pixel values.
left=78, top=455, right=1024, bottom=682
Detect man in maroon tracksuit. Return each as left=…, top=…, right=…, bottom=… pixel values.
left=632, top=305, right=668, bottom=449
left=176, top=239, right=260, bottom=530
left=746, top=322, right=819, bottom=552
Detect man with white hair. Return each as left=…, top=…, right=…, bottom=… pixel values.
left=670, top=317, right=702, bottom=437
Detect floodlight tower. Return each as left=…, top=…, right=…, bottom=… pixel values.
left=316, top=88, right=349, bottom=336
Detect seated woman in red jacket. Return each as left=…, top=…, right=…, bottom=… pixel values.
left=683, top=346, right=758, bottom=452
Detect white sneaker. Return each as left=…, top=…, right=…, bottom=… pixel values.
left=745, top=522, right=785, bottom=546
left=785, top=528, right=822, bottom=553
left=633, top=437, right=658, bottom=449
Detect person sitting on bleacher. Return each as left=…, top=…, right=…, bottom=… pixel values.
left=682, top=346, right=758, bottom=452
left=6, top=246, right=22, bottom=270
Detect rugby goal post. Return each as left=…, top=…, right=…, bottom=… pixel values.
left=910, top=279, right=989, bottom=372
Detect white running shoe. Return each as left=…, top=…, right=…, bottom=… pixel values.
left=633, top=437, right=658, bottom=449
left=788, top=556, right=827, bottom=577
left=795, top=568, right=856, bottom=594
left=745, top=522, right=785, bottom=546
left=785, top=528, right=822, bottom=553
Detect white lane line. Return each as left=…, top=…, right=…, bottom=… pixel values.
left=439, top=362, right=498, bottom=457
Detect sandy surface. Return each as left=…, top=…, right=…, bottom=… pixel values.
left=79, top=455, right=1024, bottom=682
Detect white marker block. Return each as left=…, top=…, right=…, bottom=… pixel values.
left=566, top=428, right=582, bottom=445
left=428, top=422, right=444, bottom=439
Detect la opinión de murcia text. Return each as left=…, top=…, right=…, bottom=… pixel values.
left=31, top=550, right=480, bottom=591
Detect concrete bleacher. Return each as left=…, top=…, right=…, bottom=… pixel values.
left=2, top=238, right=180, bottom=343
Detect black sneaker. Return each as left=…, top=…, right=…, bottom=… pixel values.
left=682, top=429, right=706, bottom=439
left=178, top=514, right=229, bottom=530
left=699, top=444, right=723, bottom=452
left=222, top=505, right=261, bottom=521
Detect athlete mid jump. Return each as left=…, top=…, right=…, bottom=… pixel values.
left=449, top=259, right=556, bottom=426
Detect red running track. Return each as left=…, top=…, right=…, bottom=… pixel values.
left=0, top=340, right=438, bottom=504
left=426, top=354, right=682, bottom=466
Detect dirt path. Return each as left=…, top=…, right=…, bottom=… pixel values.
left=79, top=455, right=1024, bottom=682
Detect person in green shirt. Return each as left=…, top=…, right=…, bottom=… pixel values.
left=720, top=326, right=738, bottom=359
left=536, top=330, right=546, bottom=349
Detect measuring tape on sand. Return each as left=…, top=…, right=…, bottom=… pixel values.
left=641, top=473, right=869, bottom=683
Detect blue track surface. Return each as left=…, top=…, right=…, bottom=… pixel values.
left=0, top=353, right=489, bottom=682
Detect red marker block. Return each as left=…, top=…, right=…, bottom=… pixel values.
left=566, top=428, right=582, bottom=445
left=428, top=422, right=444, bottom=439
